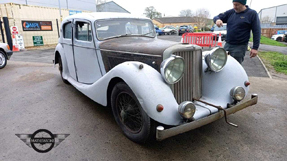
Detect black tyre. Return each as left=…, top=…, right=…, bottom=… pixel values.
left=276, top=37, right=282, bottom=42
left=111, top=82, right=155, bottom=143
left=58, top=55, right=70, bottom=85
left=0, top=50, right=7, bottom=69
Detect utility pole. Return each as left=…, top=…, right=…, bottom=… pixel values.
left=95, top=0, right=97, bottom=12
left=66, top=0, right=68, bottom=9
left=58, top=0, right=63, bottom=22
left=249, top=0, right=253, bottom=8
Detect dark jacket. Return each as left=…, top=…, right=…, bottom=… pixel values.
left=213, top=6, right=261, bottom=50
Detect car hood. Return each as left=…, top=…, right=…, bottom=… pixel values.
left=99, top=37, right=179, bottom=56
left=272, top=34, right=284, bottom=37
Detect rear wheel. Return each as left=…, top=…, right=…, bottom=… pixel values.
left=0, top=51, right=7, bottom=69
left=111, top=82, right=155, bottom=143
left=58, top=56, right=70, bottom=85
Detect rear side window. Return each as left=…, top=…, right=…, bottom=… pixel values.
left=75, top=22, right=92, bottom=41
left=63, top=22, right=72, bottom=39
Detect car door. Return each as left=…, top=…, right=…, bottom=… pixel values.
left=73, top=19, right=102, bottom=84
left=62, top=21, right=77, bottom=80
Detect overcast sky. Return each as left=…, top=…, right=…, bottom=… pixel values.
left=1, top=0, right=286, bottom=18
left=111, top=0, right=287, bottom=18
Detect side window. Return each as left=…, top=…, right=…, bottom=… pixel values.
left=75, top=22, right=92, bottom=41
left=63, top=22, right=72, bottom=39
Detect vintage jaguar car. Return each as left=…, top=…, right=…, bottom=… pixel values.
left=54, top=12, right=258, bottom=143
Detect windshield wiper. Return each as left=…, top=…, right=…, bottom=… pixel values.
left=103, top=33, right=154, bottom=40
left=140, top=32, right=154, bottom=36
left=103, top=34, right=132, bottom=40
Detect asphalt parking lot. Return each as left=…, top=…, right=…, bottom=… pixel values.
left=1, top=35, right=287, bottom=160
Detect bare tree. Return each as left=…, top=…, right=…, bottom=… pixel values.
left=193, top=8, right=210, bottom=30
left=179, top=9, right=193, bottom=17
left=144, top=6, right=162, bottom=19
left=96, top=0, right=107, bottom=12
left=261, top=16, right=273, bottom=23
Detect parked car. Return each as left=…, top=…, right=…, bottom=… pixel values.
left=271, top=34, right=285, bottom=42
left=178, top=25, right=193, bottom=35
left=212, top=23, right=227, bottom=41
left=54, top=12, right=258, bottom=143
left=155, top=26, right=164, bottom=36
left=161, top=26, right=177, bottom=35
left=0, top=43, right=13, bottom=69
left=284, top=33, right=287, bottom=42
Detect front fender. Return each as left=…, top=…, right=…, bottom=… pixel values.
left=68, top=61, right=182, bottom=125
left=114, top=62, right=183, bottom=125
left=200, top=55, right=249, bottom=113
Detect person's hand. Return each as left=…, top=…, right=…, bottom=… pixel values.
left=250, top=49, right=258, bottom=58
left=216, top=19, right=223, bottom=27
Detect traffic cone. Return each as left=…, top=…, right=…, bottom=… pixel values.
left=13, top=44, right=20, bottom=51
left=217, top=32, right=223, bottom=47
left=12, top=35, right=20, bottom=52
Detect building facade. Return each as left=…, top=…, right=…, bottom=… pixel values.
left=258, top=4, right=287, bottom=26
left=258, top=4, right=287, bottom=38
left=0, top=1, right=129, bottom=47
left=153, top=17, right=197, bottom=28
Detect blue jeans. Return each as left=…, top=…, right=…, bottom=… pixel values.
left=224, top=42, right=248, bottom=64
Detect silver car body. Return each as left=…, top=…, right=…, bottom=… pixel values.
left=54, top=12, right=257, bottom=140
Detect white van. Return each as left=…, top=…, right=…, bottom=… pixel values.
left=212, top=23, right=227, bottom=41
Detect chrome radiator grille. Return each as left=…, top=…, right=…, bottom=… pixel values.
left=172, top=50, right=202, bottom=103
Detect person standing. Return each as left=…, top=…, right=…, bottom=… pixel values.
left=213, top=0, right=261, bottom=64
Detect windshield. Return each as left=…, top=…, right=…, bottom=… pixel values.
left=214, top=24, right=227, bottom=31
left=95, top=18, right=155, bottom=40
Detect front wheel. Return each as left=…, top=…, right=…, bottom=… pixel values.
left=58, top=56, right=70, bottom=85
left=276, top=37, right=282, bottom=42
left=0, top=51, right=7, bottom=69
left=111, top=82, right=155, bottom=143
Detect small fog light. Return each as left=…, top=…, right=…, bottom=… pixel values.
left=178, top=101, right=196, bottom=119
left=230, top=86, right=246, bottom=101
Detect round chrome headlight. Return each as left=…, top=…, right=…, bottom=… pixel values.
left=160, top=56, right=184, bottom=84
left=205, top=47, right=227, bottom=72
left=178, top=101, right=196, bottom=119
left=230, top=86, right=246, bottom=101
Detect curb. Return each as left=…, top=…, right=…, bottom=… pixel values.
left=257, top=55, right=272, bottom=79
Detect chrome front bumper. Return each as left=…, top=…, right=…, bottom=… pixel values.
left=156, top=94, right=258, bottom=141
